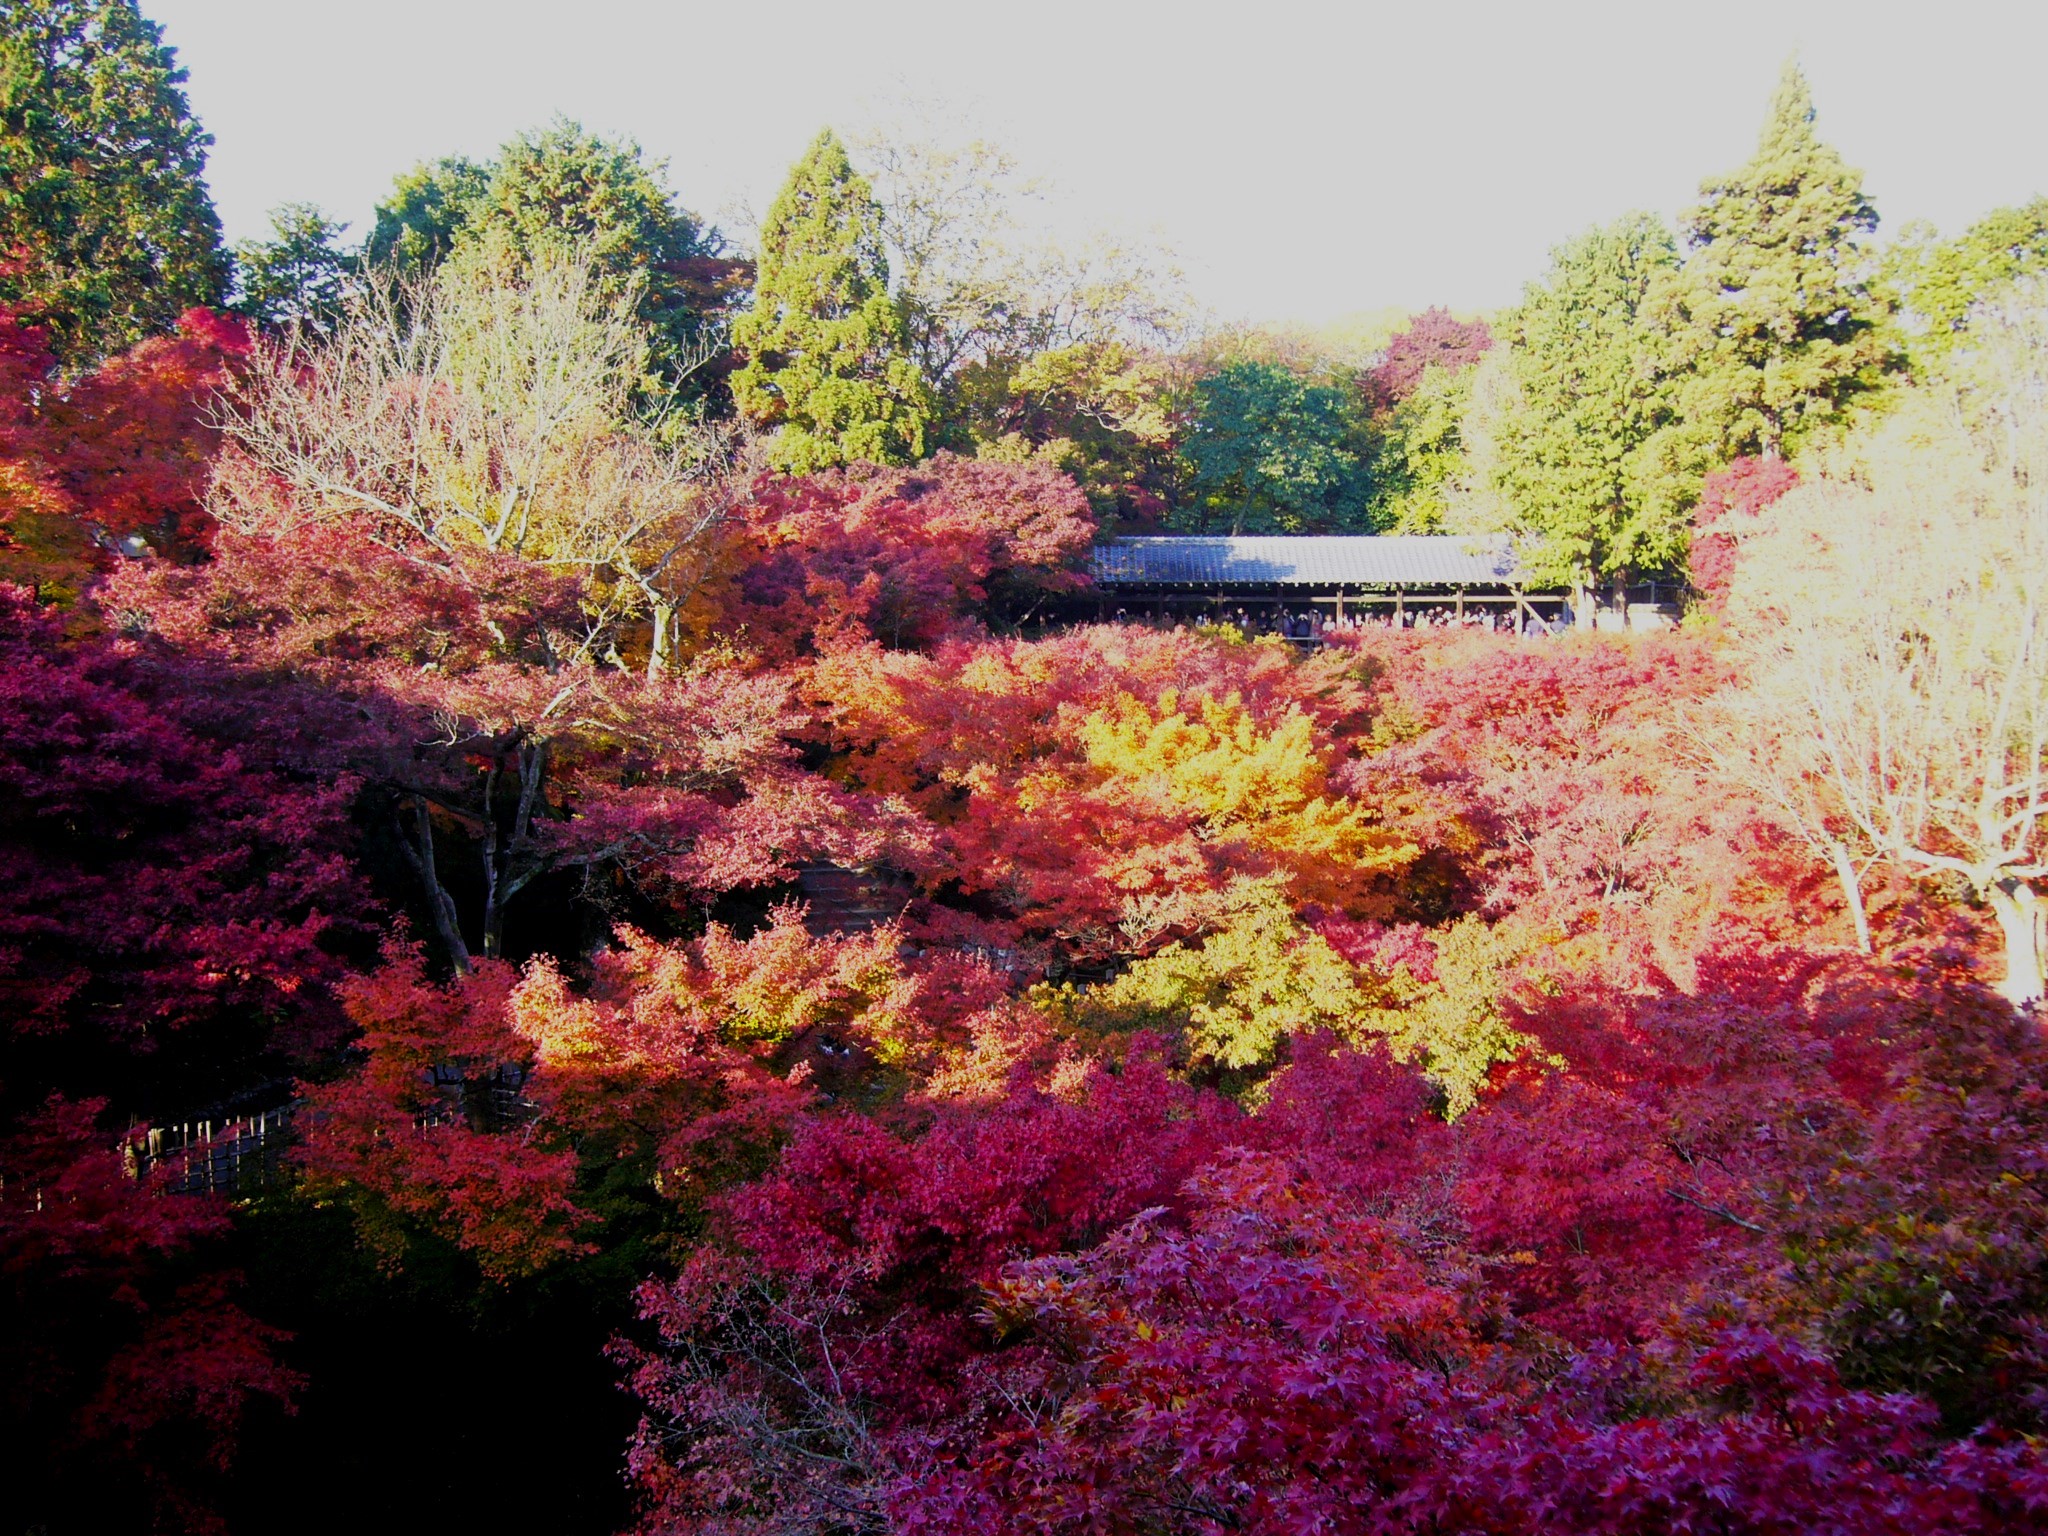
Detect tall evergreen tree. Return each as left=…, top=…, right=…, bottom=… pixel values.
left=231, top=202, right=352, bottom=334
left=1643, top=61, right=1894, bottom=465
left=1493, top=214, right=1680, bottom=616
left=0, top=0, right=227, bottom=361
left=732, top=130, right=930, bottom=472
left=363, top=155, right=490, bottom=275
left=460, top=120, right=731, bottom=387
left=364, top=124, right=735, bottom=397
left=1885, top=197, right=2048, bottom=359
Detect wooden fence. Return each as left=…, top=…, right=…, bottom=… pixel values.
left=122, top=1105, right=297, bottom=1197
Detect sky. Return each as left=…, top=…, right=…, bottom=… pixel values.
left=148, top=0, right=2048, bottom=326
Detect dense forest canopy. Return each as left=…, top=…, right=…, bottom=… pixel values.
left=5, top=7, right=2048, bottom=1534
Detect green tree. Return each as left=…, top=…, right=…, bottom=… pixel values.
left=362, top=124, right=735, bottom=395
left=0, top=0, right=227, bottom=360
left=1885, top=197, right=2048, bottom=359
left=1175, top=360, right=1364, bottom=533
left=460, top=120, right=728, bottom=386
left=731, top=129, right=930, bottom=472
left=1363, top=363, right=1478, bottom=533
left=1492, top=214, right=1680, bottom=616
left=232, top=203, right=352, bottom=334
left=1642, top=61, right=1894, bottom=469
left=363, top=155, right=489, bottom=275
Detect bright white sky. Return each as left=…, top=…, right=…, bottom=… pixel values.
left=149, top=0, right=2048, bottom=326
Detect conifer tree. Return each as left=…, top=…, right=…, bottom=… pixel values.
left=1642, top=61, right=1894, bottom=469
left=1492, top=214, right=1680, bottom=617
left=732, top=130, right=930, bottom=472
left=0, top=0, right=228, bottom=361
left=232, top=203, right=352, bottom=335
left=1885, top=197, right=2048, bottom=359
left=363, top=125, right=734, bottom=397
left=363, top=156, right=491, bottom=275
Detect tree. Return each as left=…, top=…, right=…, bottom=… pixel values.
left=1687, top=454, right=1800, bottom=610
left=731, top=130, right=930, bottom=473
left=455, top=119, right=736, bottom=390
left=1706, top=281, right=2048, bottom=1003
left=363, top=155, right=490, bottom=275
left=1886, top=197, right=2048, bottom=359
left=853, top=124, right=1193, bottom=526
left=1175, top=360, right=1364, bottom=533
left=214, top=238, right=733, bottom=674
left=712, top=451, right=1095, bottom=659
left=1492, top=213, right=1680, bottom=619
left=231, top=203, right=353, bottom=335
left=1363, top=360, right=1481, bottom=533
left=854, top=129, right=1044, bottom=395
left=815, top=625, right=1419, bottom=957
left=362, top=125, right=741, bottom=396
left=0, top=0, right=228, bottom=361
left=0, top=301, right=248, bottom=604
left=629, top=961, right=2048, bottom=1535
left=157, top=241, right=889, bottom=970
left=1361, top=306, right=1493, bottom=415
left=855, top=124, right=1190, bottom=410
left=0, top=585, right=369, bottom=1115
left=1642, top=61, right=1895, bottom=474
left=301, top=908, right=1005, bottom=1282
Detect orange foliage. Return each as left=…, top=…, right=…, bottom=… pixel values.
left=813, top=625, right=1417, bottom=951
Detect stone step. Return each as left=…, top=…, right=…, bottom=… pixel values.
left=795, top=863, right=914, bottom=936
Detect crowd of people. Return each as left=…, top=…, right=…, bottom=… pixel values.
left=1108, top=604, right=1572, bottom=639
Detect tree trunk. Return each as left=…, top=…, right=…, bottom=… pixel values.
left=478, top=738, right=547, bottom=962
left=1986, top=877, right=2046, bottom=1009
left=397, top=796, right=473, bottom=974
left=647, top=601, right=674, bottom=680
left=1827, top=840, right=1872, bottom=955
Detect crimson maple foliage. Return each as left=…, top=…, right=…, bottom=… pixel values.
left=1332, top=625, right=1836, bottom=976
left=710, top=451, right=1095, bottom=661
left=0, top=1096, right=298, bottom=1534
left=0, top=586, right=369, bottom=1117
left=625, top=958, right=2048, bottom=1536
left=111, top=516, right=926, bottom=972
left=0, top=305, right=248, bottom=584
left=1690, top=454, right=1801, bottom=604
left=1361, top=306, right=1494, bottom=414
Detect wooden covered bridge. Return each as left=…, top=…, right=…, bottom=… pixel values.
left=1087, top=535, right=1571, bottom=627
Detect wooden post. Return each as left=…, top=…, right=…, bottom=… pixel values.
left=1335, top=588, right=1344, bottom=623
left=1455, top=585, right=1465, bottom=620
left=1395, top=585, right=1405, bottom=625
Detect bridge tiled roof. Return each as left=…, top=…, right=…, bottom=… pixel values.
left=1092, top=535, right=1522, bottom=587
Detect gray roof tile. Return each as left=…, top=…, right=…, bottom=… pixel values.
left=1092, top=535, right=1522, bottom=587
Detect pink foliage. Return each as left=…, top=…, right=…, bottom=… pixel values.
left=0, top=305, right=249, bottom=555
left=1691, top=455, right=1800, bottom=605
left=1362, top=306, right=1494, bottom=415
left=0, top=585, right=368, bottom=1081
left=716, top=453, right=1095, bottom=660
left=0, top=1096, right=298, bottom=1531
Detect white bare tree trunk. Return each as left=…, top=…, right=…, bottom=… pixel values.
left=1828, top=841, right=1873, bottom=955
left=1988, top=878, right=2046, bottom=1008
